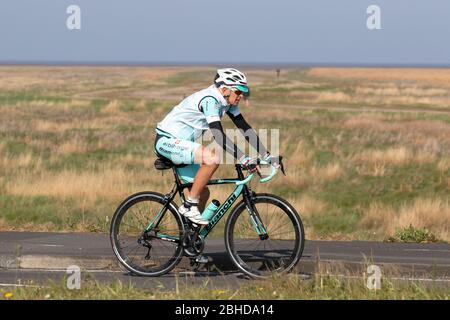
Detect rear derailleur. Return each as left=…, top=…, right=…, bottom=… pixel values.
left=138, top=231, right=155, bottom=260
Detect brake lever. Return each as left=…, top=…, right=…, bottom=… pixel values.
left=279, top=156, right=286, bottom=176
left=253, top=158, right=262, bottom=177
left=280, top=162, right=286, bottom=175
left=256, top=167, right=262, bottom=178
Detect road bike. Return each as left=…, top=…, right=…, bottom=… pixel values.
left=110, top=157, right=305, bottom=278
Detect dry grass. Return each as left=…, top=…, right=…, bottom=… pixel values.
left=341, top=114, right=388, bottom=131
left=288, top=139, right=313, bottom=166
left=34, top=120, right=79, bottom=133
left=355, top=86, right=449, bottom=97
left=2, top=66, right=450, bottom=240
left=309, top=68, right=450, bottom=86
left=306, top=68, right=450, bottom=108
left=353, top=147, right=412, bottom=166
left=101, top=100, right=122, bottom=114
left=352, top=147, right=437, bottom=167
left=355, top=163, right=387, bottom=177
left=246, top=108, right=304, bottom=122
left=56, top=139, right=91, bottom=154
left=343, top=115, right=450, bottom=136
left=1, top=153, right=43, bottom=171
left=309, top=162, right=344, bottom=181
left=360, top=87, right=448, bottom=97
left=31, top=114, right=143, bottom=135
left=437, top=158, right=450, bottom=172
left=359, top=203, right=397, bottom=231
left=359, top=94, right=450, bottom=109
left=289, top=195, right=328, bottom=219
left=396, top=198, right=450, bottom=241
left=342, top=115, right=450, bottom=155
left=315, top=91, right=352, bottom=103
left=271, top=167, right=309, bottom=190
left=286, top=195, right=330, bottom=240
left=351, top=85, right=450, bottom=108
left=360, top=198, right=450, bottom=241
left=5, top=167, right=133, bottom=203
left=0, top=66, right=180, bottom=91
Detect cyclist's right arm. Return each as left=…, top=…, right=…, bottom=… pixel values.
left=199, top=96, right=246, bottom=162
left=208, top=121, right=246, bottom=161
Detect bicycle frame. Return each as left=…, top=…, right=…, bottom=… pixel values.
left=144, top=164, right=268, bottom=242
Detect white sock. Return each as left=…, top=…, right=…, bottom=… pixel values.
left=187, top=196, right=199, bottom=205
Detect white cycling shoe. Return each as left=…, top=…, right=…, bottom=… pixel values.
left=178, top=203, right=209, bottom=225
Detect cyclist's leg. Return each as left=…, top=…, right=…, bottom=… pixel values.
left=175, top=145, right=218, bottom=211
left=189, top=146, right=220, bottom=202
left=176, top=164, right=210, bottom=211
left=155, top=135, right=216, bottom=212
left=197, top=187, right=210, bottom=212
left=154, top=135, right=199, bottom=165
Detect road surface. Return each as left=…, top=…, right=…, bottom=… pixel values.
left=1, top=232, right=449, bottom=290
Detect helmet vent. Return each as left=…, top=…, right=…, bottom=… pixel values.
left=215, top=68, right=248, bottom=88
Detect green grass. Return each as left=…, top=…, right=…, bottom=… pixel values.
left=89, top=99, right=110, bottom=111
left=3, top=140, right=29, bottom=155
left=166, top=70, right=213, bottom=87
left=0, top=195, right=63, bottom=227
left=0, top=194, right=114, bottom=232
left=1, top=66, right=450, bottom=242
left=0, top=91, right=70, bottom=105
left=310, top=208, right=360, bottom=235
left=388, top=225, right=440, bottom=243
left=2, top=274, right=448, bottom=300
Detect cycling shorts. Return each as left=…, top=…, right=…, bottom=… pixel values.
left=154, top=133, right=201, bottom=183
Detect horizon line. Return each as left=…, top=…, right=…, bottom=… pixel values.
left=1, top=61, right=450, bottom=69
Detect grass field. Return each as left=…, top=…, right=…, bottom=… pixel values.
left=2, top=273, right=448, bottom=300
left=1, top=66, right=450, bottom=242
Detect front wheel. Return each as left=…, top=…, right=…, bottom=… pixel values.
left=224, top=193, right=305, bottom=278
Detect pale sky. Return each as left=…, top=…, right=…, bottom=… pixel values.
left=0, top=0, right=449, bottom=65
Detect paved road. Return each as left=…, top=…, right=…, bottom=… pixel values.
left=1, top=232, right=449, bottom=289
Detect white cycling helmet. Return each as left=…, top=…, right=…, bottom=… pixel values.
left=214, top=68, right=249, bottom=94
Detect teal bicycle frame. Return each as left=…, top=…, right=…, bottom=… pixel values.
left=144, top=161, right=277, bottom=242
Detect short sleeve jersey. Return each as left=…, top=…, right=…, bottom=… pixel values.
left=156, top=85, right=240, bottom=141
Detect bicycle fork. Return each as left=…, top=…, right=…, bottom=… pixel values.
left=244, top=191, right=269, bottom=240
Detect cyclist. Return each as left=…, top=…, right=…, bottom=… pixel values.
left=154, top=68, right=280, bottom=225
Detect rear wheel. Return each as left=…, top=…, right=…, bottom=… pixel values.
left=225, top=193, right=305, bottom=278
left=110, top=192, right=185, bottom=276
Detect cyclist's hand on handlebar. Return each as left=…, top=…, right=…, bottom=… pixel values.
left=263, top=153, right=281, bottom=168
left=240, top=156, right=260, bottom=173
left=263, top=153, right=286, bottom=175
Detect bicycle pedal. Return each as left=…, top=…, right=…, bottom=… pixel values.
left=194, top=255, right=209, bottom=264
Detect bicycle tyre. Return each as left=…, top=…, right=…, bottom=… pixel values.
left=110, top=191, right=185, bottom=277
left=224, top=193, right=305, bottom=278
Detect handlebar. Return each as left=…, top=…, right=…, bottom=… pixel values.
left=235, top=160, right=278, bottom=185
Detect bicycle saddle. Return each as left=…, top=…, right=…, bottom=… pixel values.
left=154, top=157, right=187, bottom=170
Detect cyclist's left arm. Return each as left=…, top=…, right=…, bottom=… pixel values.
left=227, top=106, right=282, bottom=167
left=226, top=106, right=269, bottom=158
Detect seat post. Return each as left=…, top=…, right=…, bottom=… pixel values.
left=172, top=166, right=188, bottom=203
left=172, top=167, right=183, bottom=186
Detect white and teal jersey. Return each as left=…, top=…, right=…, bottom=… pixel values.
left=156, top=85, right=241, bottom=141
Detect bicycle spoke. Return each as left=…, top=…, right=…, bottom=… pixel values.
left=228, top=197, right=303, bottom=278
left=112, top=194, right=184, bottom=276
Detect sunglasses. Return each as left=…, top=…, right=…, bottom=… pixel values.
left=231, top=89, right=244, bottom=96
